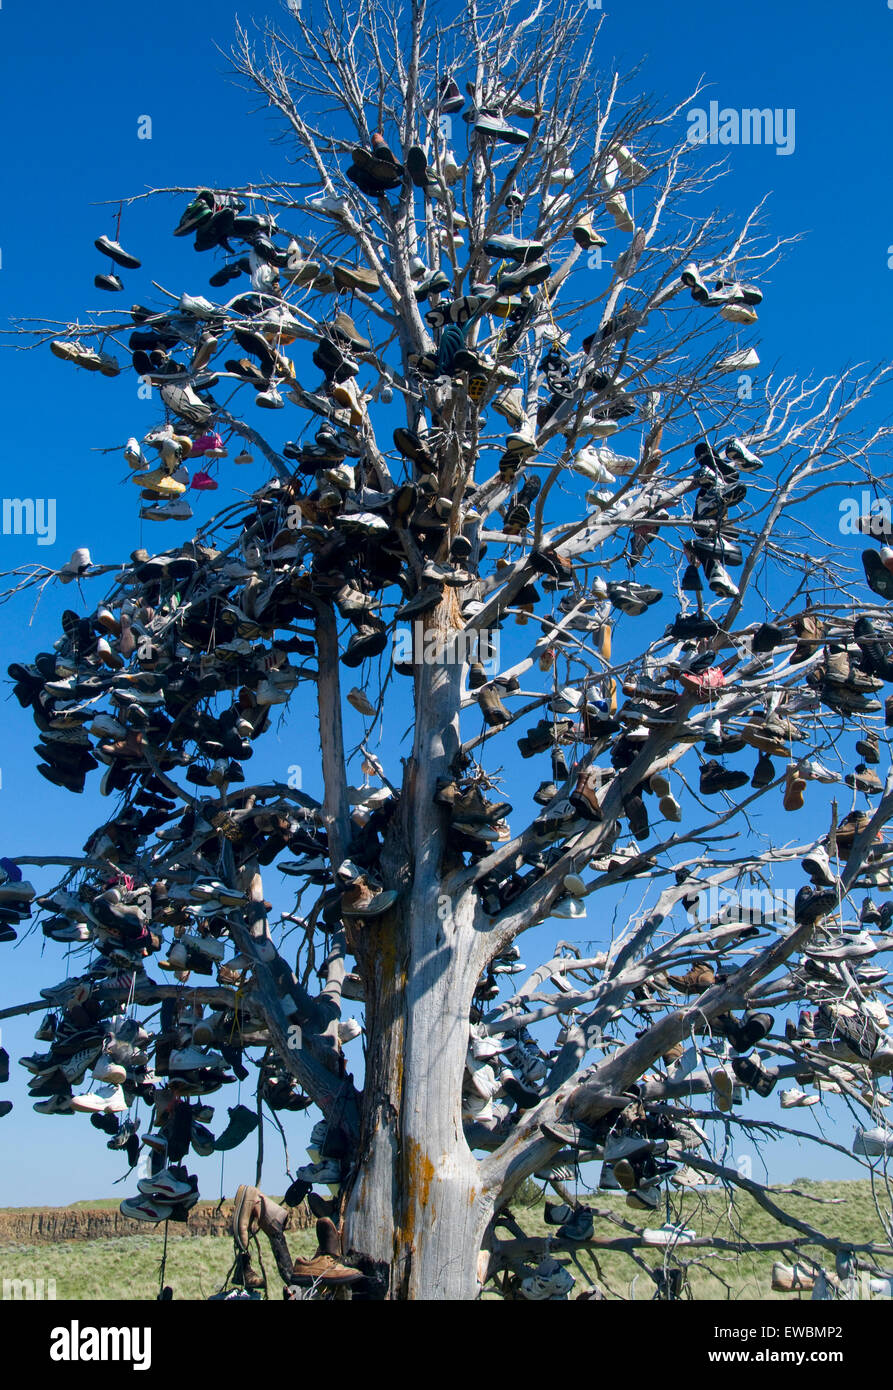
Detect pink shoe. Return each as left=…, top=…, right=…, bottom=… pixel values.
left=680, top=666, right=725, bottom=700
left=191, top=471, right=218, bottom=491
left=191, top=431, right=226, bottom=458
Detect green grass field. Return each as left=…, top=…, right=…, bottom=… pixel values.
left=1, top=1181, right=890, bottom=1300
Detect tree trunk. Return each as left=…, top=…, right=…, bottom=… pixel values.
left=343, top=598, right=495, bottom=1298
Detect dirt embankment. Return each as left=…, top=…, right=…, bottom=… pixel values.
left=0, top=1203, right=311, bottom=1244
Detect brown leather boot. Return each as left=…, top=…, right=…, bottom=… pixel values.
left=234, top=1251, right=266, bottom=1290
left=257, top=1191, right=292, bottom=1241
left=569, top=768, right=603, bottom=821
left=292, top=1217, right=362, bottom=1286
left=666, top=962, right=715, bottom=994
left=232, top=1183, right=262, bottom=1252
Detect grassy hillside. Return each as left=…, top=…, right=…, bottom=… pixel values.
left=1, top=1180, right=889, bottom=1300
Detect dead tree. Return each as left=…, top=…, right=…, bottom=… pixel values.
left=3, top=0, right=893, bottom=1301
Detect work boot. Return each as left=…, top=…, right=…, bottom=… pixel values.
left=856, top=730, right=880, bottom=764
left=569, top=769, right=603, bottom=821
left=291, top=1218, right=362, bottom=1286
left=477, top=685, right=511, bottom=727
left=666, top=962, right=715, bottom=994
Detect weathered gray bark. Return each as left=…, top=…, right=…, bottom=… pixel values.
left=344, top=598, right=495, bottom=1298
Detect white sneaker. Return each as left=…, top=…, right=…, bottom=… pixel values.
left=169, top=1045, right=226, bottom=1071
left=715, top=348, right=760, bottom=374
left=594, top=445, right=637, bottom=474
left=573, top=445, right=615, bottom=483
left=720, top=302, right=759, bottom=325
left=809, top=931, right=878, bottom=961
left=140, top=499, right=193, bottom=522
left=706, top=562, right=739, bottom=599
left=798, top=759, right=838, bottom=784
left=70, top=1085, right=127, bottom=1114
left=802, top=844, right=837, bottom=885
left=137, top=1168, right=195, bottom=1201
left=306, top=193, right=347, bottom=216
left=119, top=1195, right=176, bottom=1223
left=780, top=1088, right=821, bottom=1108
left=854, top=1125, right=893, bottom=1157
left=582, top=415, right=619, bottom=439
left=518, top=1260, right=575, bottom=1300
left=124, top=437, right=146, bottom=469
left=643, top=1221, right=696, bottom=1246
left=93, top=1054, right=127, bottom=1085
left=670, top=1165, right=706, bottom=1188
left=297, top=1158, right=341, bottom=1187
left=178, top=293, right=217, bottom=319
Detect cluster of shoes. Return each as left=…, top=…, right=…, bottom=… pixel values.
left=287, top=1116, right=354, bottom=1202
left=539, top=1103, right=710, bottom=1215
left=225, top=1184, right=361, bottom=1295
left=0, top=858, right=36, bottom=949
left=17, top=971, right=292, bottom=1223
left=448, top=600, right=889, bottom=921
left=461, top=1024, right=557, bottom=1125
left=19, top=1002, right=153, bottom=1122
left=681, top=262, right=763, bottom=326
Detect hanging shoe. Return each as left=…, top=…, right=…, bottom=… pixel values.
left=783, top=764, right=806, bottom=811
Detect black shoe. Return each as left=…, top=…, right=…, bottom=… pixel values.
left=501, top=1076, right=540, bottom=1109
left=863, top=550, right=893, bottom=601
left=794, top=885, right=838, bottom=926
left=341, top=624, right=388, bottom=668
left=396, top=586, right=443, bottom=619
left=209, top=259, right=249, bottom=288
left=731, top=1054, right=777, bottom=1097
left=700, top=760, right=748, bottom=795
left=751, top=752, right=775, bottom=788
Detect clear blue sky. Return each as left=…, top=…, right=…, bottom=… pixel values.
left=0, top=0, right=891, bottom=1207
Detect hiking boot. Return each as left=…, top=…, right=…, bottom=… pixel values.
left=450, top=787, right=512, bottom=825
left=846, top=764, right=883, bottom=795
left=791, top=611, right=825, bottom=663
left=666, top=963, right=715, bottom=994
left=477, top=686, right=511, bottom=727
left=292, top=1218, right=361, bottom=1286
left=856, top=731, right=881, bottom=765
left=569, top=769, right=603, bottom=821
